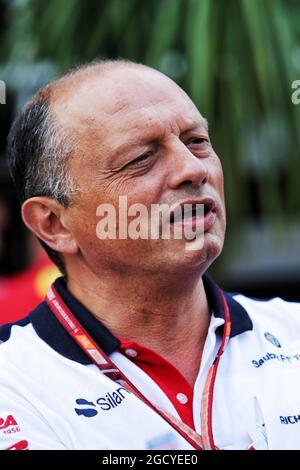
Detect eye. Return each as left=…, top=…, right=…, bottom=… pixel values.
left=127, top=151, right=154, bottom=168
left=188, top=137, right=209, bottom=145
left=186, top=137, right=211, bottom=156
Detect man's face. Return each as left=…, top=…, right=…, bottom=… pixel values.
left=55, top=67, right=226, bottom=276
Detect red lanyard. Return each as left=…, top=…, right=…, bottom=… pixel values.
left=46, top=285, right=231, bottom=450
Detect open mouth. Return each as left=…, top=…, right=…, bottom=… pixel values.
left=170, top=200, right=216, bottom=224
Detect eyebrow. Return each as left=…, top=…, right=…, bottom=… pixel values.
left=192, top=117, right=209, bottom=131
left=180, top=118, right=209, bottom=135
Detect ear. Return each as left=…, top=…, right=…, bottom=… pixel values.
left=22, top=196, right=78, bottom=255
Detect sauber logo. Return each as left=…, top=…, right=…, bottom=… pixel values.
left=0, top=415, right=18, bottom=430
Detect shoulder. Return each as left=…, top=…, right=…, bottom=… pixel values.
left=231, top=293, right=300, bottom=339
left=0, top=315, right=32, bottom=343
left=0, top=300, right=90, bottom=389
left=0, top=301, right=64, bottom=376
left=0, top=314, right=37, bottom=357
left=231, top=293, right=300, bottom=318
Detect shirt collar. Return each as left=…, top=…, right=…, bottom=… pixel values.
left=29, top=275, right=252, bottom=365
left=202, top=275, right=253, bottom=338
left=29, top=277, right=120, bottom=365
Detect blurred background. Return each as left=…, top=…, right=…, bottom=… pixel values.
left=0, top=0, right=300, bottom=325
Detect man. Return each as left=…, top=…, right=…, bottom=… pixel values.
left=1, top=60, right=300, bottom=451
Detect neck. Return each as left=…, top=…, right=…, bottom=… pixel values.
left=67, top=265, right=211, bottom=386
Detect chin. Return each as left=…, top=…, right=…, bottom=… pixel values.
left=178, top=232, right=224, bottom=271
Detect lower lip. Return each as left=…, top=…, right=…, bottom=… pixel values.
left=172, top=210, right=217, bottom=232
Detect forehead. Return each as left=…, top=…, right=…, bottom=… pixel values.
left=52, top=67, right=206, bottom=149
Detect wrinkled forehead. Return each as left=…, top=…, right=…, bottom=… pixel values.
left=51, top=68, right=205, bottom=139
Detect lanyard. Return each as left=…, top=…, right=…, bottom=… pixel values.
left=45, top=284, right=231, bottom=450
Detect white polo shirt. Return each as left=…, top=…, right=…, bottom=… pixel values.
left=1, top=276, right=300, bottom=450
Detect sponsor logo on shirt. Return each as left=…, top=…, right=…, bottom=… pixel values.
left=0, top=415, right=18, bottom=430
left=252, top=352, right=300, bottom=368
left=264, top=332, right=281, bottom=348
left=280, top=415, right=300, bottom=425
left=74, top=386, right=131, bottom=417
left=0, top=415, right=21, bottom=436
left=4, top=440, right=29, bottom=450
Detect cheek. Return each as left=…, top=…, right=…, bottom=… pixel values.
left=67, top=198, right=100, bottom=249
left=110, top=173, right=166, bottom=208
left=91, top=174, right=163, bottom=208
left=74, top=216, right=96, bottom=248
left=129, top=178, right=165, bottom=206
left=209, top=157, right=224, bottom=198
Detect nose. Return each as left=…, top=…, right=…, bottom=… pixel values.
left=166, top=138, right=208, bottom=190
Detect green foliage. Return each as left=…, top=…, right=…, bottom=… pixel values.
left=3, top=0, right=300, bottom=224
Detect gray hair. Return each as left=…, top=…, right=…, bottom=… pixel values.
left=11, top=98, right=77, bottom=206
